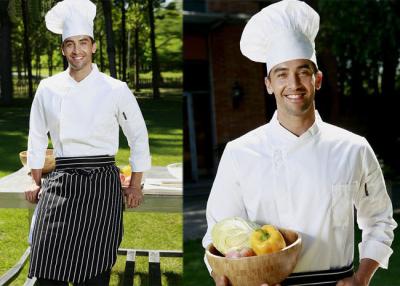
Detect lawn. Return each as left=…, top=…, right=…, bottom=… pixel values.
left=0, top=210, right=182, bottom=286
left=0, top=89, right=182, bottom=285
left=183, top=214, right=400, bottom=286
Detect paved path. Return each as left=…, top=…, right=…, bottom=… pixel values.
left=184, top=180, right=212, bottom=241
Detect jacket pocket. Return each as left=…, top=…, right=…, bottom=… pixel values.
left=331, top=183, right=357, bottom=227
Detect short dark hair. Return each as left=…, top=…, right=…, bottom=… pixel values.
left=265, top=61, right=319, bottom=79
left=61, top=36, right=95, bottom=48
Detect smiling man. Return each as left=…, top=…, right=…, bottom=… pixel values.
left=203, top=1, right=396, bottom=286
left=24, top=0, right=151, bottom=285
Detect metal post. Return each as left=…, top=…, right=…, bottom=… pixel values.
left=184, top=92, right=199, bottom=181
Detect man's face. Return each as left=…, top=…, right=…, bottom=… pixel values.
left=265, top=59, right=322, bottom=119
left=62, top=35, right=96, bottom=71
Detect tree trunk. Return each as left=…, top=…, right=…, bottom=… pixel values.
left=48, top=47, right=53, bottom=76
left=0, top=0, right=13, bottom=105
left=118, top=44, right=121, bottom=79
left=127, top=30, right=131, bottom=84
left=134, top=26, right=140, bottom=92
left=381, top=44, right=398, bottom=98
left=99, top=33, right=104, bottom=71
left=121, top=0, right=127, bottom=82
left=16, top=50, right=22, bottom=80
left=21, top=0, right=33, bottom=98
left=101, top=0, right=117, bottom=78
left=148, top=0, right=160, bottom=99
left=36, top=52, right=41, bottom=80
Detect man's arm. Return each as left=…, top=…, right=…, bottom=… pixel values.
left=123, top=172, right=143, bottom=208
left=337, top=258, right=379, bottom=286
left=117, top=83, right=151, bottom=173
left=354, top=258, right=379, bottom=285
left=25, top=169, right=42, bottom=203
left=202, top=143, right=248, bottom=285
left=26, top=82, right=48, bottom=203
left=27, top=82, right=49, bottom=171
left=351, top=140, right=397, bottom=284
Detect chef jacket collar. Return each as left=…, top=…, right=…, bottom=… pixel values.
left=65, top=63, right=100, bottom=86
left=269, top=110, right=321, bottom=144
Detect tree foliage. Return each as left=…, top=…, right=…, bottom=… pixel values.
left=316, top=0, right=400, bottom=176
left=0, top=0, right=182, bottom=103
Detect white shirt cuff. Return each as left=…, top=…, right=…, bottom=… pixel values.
left=358, top=240, right=393, bottom=269
left=27, top=154, right=45, bottom=169
left=130, top=156, right=151, bottom=172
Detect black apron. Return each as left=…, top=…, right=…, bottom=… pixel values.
left=28, top=155, right=123, bottom=283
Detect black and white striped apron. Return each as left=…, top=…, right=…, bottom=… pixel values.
left=28, top=155, right=123, bottom=283
left=282, top=263, right=354, bottom=285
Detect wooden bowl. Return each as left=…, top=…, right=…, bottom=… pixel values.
left=19, top=149, right=55, bottom=174
left=206, top=228, right=302, bottom=286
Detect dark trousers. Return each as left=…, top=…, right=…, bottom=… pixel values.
left=36, top=270, right=111, bottom=286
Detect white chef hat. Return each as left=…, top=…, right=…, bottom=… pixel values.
left=45, top=0, right=96, bottom=41
left=240, top=0, right=319, bottom=74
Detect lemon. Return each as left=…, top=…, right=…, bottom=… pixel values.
left=121, top=165, right=132, bottom=177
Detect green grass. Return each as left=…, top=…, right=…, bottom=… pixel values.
left=0, top=89, right=182, bottom=285
left=139, top=71, right=182, bottom=80
left=0, top=210, right=182, bottom=286
left=183, top=214, right=400, bottom=286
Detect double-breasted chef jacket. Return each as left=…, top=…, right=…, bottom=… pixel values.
left=28, top=64, right=151, bottom=171
left=203, top=111, right=396, bottom=273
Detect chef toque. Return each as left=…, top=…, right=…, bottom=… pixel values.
left=45, top=0, right=96, bottom=41
left=240, top=0, right=319, bottom=74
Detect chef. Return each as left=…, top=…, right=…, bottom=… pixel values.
left=24, top=0, right=151, bottom=285
left=202, top=1, right=396, bottom=286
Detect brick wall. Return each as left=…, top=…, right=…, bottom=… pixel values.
left=210, top=24, right=267, bottom=146
left=207, top=0, right=260, bottom=14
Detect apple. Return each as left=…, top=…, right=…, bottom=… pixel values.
left=239, top=247, right=256, bottom=257
left=225, top=249, right=241, bottom=258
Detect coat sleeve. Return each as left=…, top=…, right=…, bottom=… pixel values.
left=354, top=139, right=397, bottom=269
left=202, top=142, right=248, bottom=273
left=116, top=83, right=151, bottom=172
left=27, top=82, right=49, bottom=169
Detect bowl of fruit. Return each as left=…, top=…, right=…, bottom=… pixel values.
left=205, top=217, right=302, bottom=286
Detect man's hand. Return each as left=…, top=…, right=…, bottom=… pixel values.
left=25, top=184, right=41, bottom=203
left=212, top=272, right=280, bottom=286
left=123, top=185, right=143, bottom=208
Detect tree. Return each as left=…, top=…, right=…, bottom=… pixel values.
left=148, top=0, right=161, bottom=99
left=120, top=0, right=127, bottom=82
left=127, top=0, right=148, bottom=92
left=102, top=0, right=117, bottom=78
left=0, top=0, right=13, bottom=105
left=21, top=0, right=33, bottom=98
left=318, top=0, right=400, bottom=173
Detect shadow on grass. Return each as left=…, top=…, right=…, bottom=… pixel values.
left=116, top=270, right=182, bottom=286
left=164, top=271, right=182, bottom=286
left=0, top=104, right=31, bottom=175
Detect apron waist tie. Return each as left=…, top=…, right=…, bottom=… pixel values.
left=55, top=155, right=115, bottom=170
left=282, top=262, right=354, bottom=286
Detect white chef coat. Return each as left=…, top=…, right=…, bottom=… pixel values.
left=203, top=111, right=396, bottom=273
left=27, top=64, right=151, bottom=172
